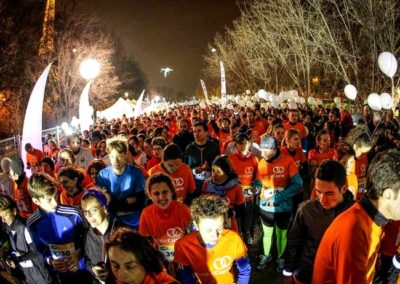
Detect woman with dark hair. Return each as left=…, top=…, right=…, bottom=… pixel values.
left=107, top=227, right=178, bottom=284
left=202, top=155, right=245, bottom=233
left=87, top=160, right=107, bottom=187
left=139, top=173, right=191, bottom=273
left=58, top=166, right=85, bottom=207
left=40, top=157, right=56, bottom=178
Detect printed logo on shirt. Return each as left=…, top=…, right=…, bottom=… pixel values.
left=360, top=164, right=367, bottom=176
left=213, top=256, right=232, bottom=274
left=172, top=178, right=184, bottom=187
left=167, top=227, right=184, bottom=238
left=272, top=166, right=284, bottom=174
left=244, top=167, right=253, bottom=175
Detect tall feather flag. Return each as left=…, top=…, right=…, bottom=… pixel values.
left=220, top=61, right=227, bottom=107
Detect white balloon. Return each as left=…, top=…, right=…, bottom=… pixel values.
left=307, top=97, right=315, bottom=105
left=367, top=93, right=382, bottom=111
left=334, top=97, right=341, bottom=104
left=344, top=84, right=357, bottom=100
left=246, top=89, right=251, bottom=95
left=61, top=122, right=69, bottom=130
left=257, top=89, right=268, bottom=100
left=199, top=101, right=206, bottom=109
left=378, top=52, right=398, bottom=78
left=270, top=94, right=281, bottom=105
left=299, top=97, right=306, bottom=104
left=288, top=102, right=297, bottom=110
left=380, top=92, right=394, bottom=109
left=227, top=103, right=234, bottom=110
left=246, top=101, right=254, bottom=108
left=280, top=102, right=287, bottom=109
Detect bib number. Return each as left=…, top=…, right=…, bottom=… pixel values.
left=159, top=245, right=175, bottom=262
left=49, top=243, right=75, bottom=260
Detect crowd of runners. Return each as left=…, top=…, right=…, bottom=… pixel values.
left=0, top=101, right=399, bottom=283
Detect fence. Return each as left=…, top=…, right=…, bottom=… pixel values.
left=0, top=126, right=62, bottom=159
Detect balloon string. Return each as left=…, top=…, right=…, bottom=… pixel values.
left=371, top=110, right=387, bottom=137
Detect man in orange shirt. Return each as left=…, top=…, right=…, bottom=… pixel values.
left=283, top=109, right=307, bottom=149
left=246, top=110, right=266, bottom=144
left=174, top=195, right=251, bottom=283
left=148, top=144, right=196, bottom=204
left=313, top=149, right=400, bottom=284
left=25, top=143, right=44, bottom=171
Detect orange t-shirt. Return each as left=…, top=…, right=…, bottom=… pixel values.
left=348, top=154, right=369, bottom=200
left=59, top=189, right=86, bottom=207
left=256, top=155, right=298, bottom=200
left=280, top=146, right=306, bottom=168
left=250, top=124, right=266, bottom=144
left=139, top=200, right=191, bottom=262
left=228, top=153, right=258, bottom=202
left=26, top=149, right=45, bottom=168
left=217, top=131, right=232, bottom=151
left=143, top=271, right=177, bottom=284
left=284, top=122, right=307, bottom=138
left=308, top=148, right=335, bottom=165
left=148, top=163, right=196, bottom=203
left=313, top=201, right=385, bottom=284
left=174, top=229, right=247, bottom=284
left=13, top=178, right=35, bottom=219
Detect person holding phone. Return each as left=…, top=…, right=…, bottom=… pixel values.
left=81, top=187, right=122, bottom=283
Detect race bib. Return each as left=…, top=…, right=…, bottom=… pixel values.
left=358, top=177, right=367, bottom=193
left=262, top=187, right=284, bottom=199
left=159, top=245, right=175, bottom=262
left=49, top=243, right=75, bottom=260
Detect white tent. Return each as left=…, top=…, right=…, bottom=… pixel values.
left=97, top=98, right=135, bottom=120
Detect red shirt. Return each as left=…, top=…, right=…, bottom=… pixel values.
left=280, top=146, right=306, bottom=168
left=148, top=163, right=196, bottom=203
left=59, top=189, right=85, bottom=207
left=142, top=271, right=177, bottom=284
left=284, top=122, right=307, bottom=138
left=308, top=148, right=335, bottom=165
left=146, top=157, right=161, bottom=171
left=139, top=200, right=191, bottom=262
left=26, top=149, right=44, bottom=168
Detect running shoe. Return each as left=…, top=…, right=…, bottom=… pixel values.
left=256, top=255, right=272, bottom=270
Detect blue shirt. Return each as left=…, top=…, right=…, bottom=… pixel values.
left=27, top=205, right=87, bottom=270
left=96, top=164, right=145, bottom=227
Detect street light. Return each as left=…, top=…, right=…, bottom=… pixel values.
left=211, top=47, right=217, bottom=53
left=79, top=58, right=101, bottom=80
left=79, top=58, right=101, bottom=134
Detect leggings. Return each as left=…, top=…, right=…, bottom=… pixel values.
left=259, top=209, right=291, bottom=257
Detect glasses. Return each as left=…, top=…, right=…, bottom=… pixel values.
left=83, top=207, right=101, bottom=216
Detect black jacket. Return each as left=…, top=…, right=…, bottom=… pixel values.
left=173, top=131, right=194, bottom=153
left=4, top=216, right=53, bottom=284
left=84, top=216, right=121, bottom=273
left=184, top=140, right=220, bottom=170
left=284, top=191, right=354, bottom=283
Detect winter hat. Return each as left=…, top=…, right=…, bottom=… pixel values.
left=0, top=157, right=11, bottom=173
left=259, top=135, right=277, bottom=150
left=212, top=155, right=233, bottom=176
left=10, top=156, right=24, bottom=176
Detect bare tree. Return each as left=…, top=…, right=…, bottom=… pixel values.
left=26, top=3, right=121, bottom=124
left=203, top=0, right=400, bottom=101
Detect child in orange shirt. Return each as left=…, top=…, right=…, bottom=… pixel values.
left=174, top=195, right=251, bottom=283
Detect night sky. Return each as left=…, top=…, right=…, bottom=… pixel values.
left=79, top=0, right=241, bottom=99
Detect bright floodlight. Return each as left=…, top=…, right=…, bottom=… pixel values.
left=79, top=58, right=101, bottom=80
left=211, top=48, right=217, bottom=53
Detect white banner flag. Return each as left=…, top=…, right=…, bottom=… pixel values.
left=21, top=62, right=53, bottom=176
left=79, top=81, right=93, bottom=134
left=200, top=79, right=210, bottom=105
left=133, top=89, right=145, bottom=118
left=220, top=61, right=227, bottom=107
